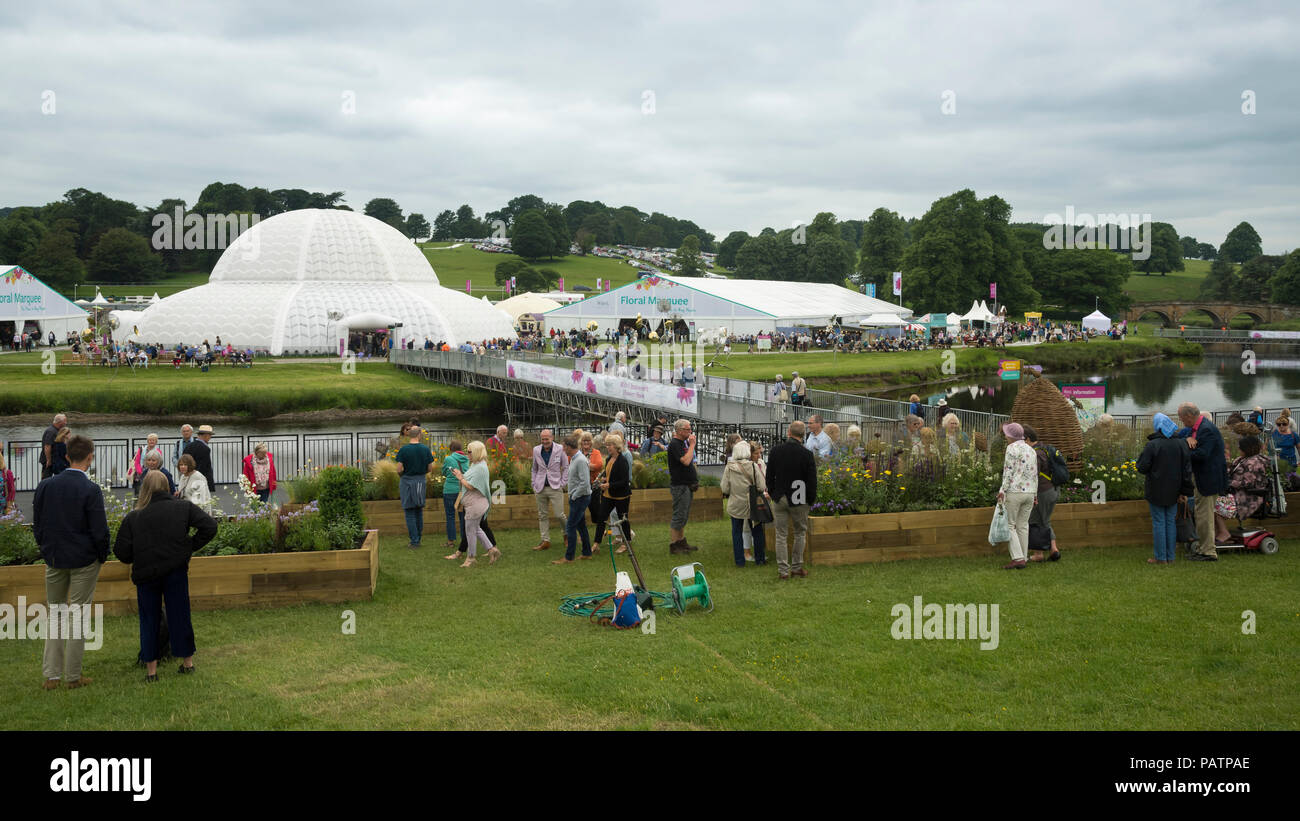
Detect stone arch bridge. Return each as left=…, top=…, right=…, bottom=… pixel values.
left=1126, top=301, right=1300, bottom=328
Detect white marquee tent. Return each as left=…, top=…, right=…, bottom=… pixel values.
left=958, top=300, right=999, bottom=325
left=133, top=210, right=514, bottom=354
left=1082, top=309, right=1112, bottom=333
left=494, top=292, right=562, bottom=322
left=542, top=273, right=911, bottom=335
left=0, top=265, right=89, bottom=341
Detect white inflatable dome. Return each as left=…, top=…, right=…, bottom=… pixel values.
left=134, top=209, right=514, bottom=354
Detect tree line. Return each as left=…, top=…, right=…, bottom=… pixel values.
left=721, top=190, right=1296, bottom=315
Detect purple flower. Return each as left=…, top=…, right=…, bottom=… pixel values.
left=571, top=370, right=583, bottom=383
left=507, top=364, right=516, bottom=379
left=585, top=378, right=597, bottom=394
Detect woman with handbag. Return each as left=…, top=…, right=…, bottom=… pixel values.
left=581, top=432, right=605, bottom=553
left=995, top=423, right=1037, bottom=570
left=720, top=440, right=770, bottom=567
left=597, top=434, right=632, bottom=553
left=450, top=441, right=500, bottom=568
left=1136, top=413, right=1194, bottom=565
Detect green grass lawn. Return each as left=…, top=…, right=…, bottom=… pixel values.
left=1123, top=259, right=1215, bottom=304
left=72, top=271, right=212, bottom=301
left=0, top=360, right=493, bottom=417
left=419, top=243, right=655, bottom=296
left=2, top=518, right=1295, bottom=730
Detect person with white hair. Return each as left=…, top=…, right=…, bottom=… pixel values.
left=129, top=434, right=162, bottom=495
left=608, top=411, right=627, bottom=439
left=487, top=425, right=510, bottom=457
left=720, top=440, right=769, bottom=567
left=175, top=424, right=195, bottom=469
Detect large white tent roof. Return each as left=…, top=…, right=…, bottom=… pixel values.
left=861, top=313, right=906, bottom=327
left=543, top=273, right=910, bottom=330
left=133, top=210, right=513, bottom=354
left=495, top=292, right=562, bottom=319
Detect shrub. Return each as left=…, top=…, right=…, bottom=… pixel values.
left=283, top=513, right=330, bottom=551
left=318, top=466, right=364, bottom=531
left=285, top=473, right=322, bottom=504
left=0, top=511, right=40, bottom=566
left=370, top=459, right=401, bottom=500
left=325, top=518, right=364, bottom=550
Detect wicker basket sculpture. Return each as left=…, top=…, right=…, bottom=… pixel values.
left=1009, top=376, right=1084, bottom=470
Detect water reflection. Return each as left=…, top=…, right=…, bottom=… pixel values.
left=884, top=350, right=1300, bottom=415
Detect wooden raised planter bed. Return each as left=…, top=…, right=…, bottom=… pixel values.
left=809, top=493, right=1300, bottom=567
left=356, top=486, right=725, bottom=533
left=0, top=530, right=379, bottom=617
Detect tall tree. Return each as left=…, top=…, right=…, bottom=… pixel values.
left=432, top=210, right=456, bottom=241
left=1179, top=235, right=1199, bottom=258
left=542, top=204, right=570, bottom=259
left=1133, top=222, right=1184, bottom=276
left=487, top=194, right=546, bottom=229
left=1266, top=250, right=1300, bottom=305
left=899, top=190, right=1038, bottom=312
left=1197, top=242, right=1217, bottom=260
left=673, top=234, right=703, bottom=276
left=1220, top=221, right=1263, bottom=263
left=1199, top=256, right=1239, bottom=300
left=87, top=227, right=163, bottom=283
left=452, top=204, right=487, bottom=238
left=363, top=198, right=405, bottom=230
left=716, top=230, right=749, bottom=270
left=404, top=213, right=431, bottom=241
left=22, top=225, right=84, bottom=290
left=858, top=207, right=906, bottom=287
left=1238, top=255, right=1284, bottom=302
left=733, top=233, right=781, bottom=280
left=574, top=229, right=596, bottom=255
left=1028, top=247, right=1131, bottom=315
left=510, top=210, right=553, bottom=261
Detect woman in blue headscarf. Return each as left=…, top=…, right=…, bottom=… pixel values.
left=1136, top=413, right=1194, bottom=565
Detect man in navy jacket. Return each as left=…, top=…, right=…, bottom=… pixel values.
left=33, top=434, right=110, bottom=689
left=1177, top=402, right=1226, bottom=561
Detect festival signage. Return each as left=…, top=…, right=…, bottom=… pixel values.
left=998, top=358, right=1021, bottom=381
left=990, top=282, right=997, bottom=300
left=1060, top=383, right=1107, bottom=413
left=508, top=359, right=698, bottom=414
left=867, top=283, right=876, bottom=298
left=893, top=271, right=902, bottom=296
left=0, top=266, right=87, bottom=324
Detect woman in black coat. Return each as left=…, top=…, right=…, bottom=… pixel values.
left=597, top=433, right=633, bottom=552
left=1136, top=413, right=1194, bottom=565
left=114, top=471, right=218, bottom=681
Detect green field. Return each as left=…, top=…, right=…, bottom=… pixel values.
left=71, top=271, right=211, bottom=302
left=2, top=520, right=1295, bottom=730
left=420, top=243, right=669, bottom=296
left=0, top=360, right=493, bottom=418
left=1122, top=258, right=1214, bottom=304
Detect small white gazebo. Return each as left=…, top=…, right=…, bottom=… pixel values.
left=1082, top=309, right=1111, bottom=333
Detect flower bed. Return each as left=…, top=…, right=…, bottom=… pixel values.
left=0, top=530, right=378, bottom=616
left=808, top=495, right=1300, bottom=566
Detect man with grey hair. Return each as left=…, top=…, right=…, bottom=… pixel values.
left=1177, top=401, right=1225, bottom=561
left=766, top=420, right=817, bottom=579
left=805, top=414, right=831, bottom=459
left=530, top=428, right=568, bottom=551
left=41, top=413, right=67, bottom=480
left=608, top=411, right=627, bottom=439
left=667, top=419, right=698, bottom=554
left=175, top=424, right=195, bottom=469
left=487, top=424, right=510, bottom=457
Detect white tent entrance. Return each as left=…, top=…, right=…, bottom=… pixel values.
left=0, top=265, right=89, bottom=346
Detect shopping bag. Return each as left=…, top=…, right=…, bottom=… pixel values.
left=1175, top=499, right=1197, bottom=543
left=988, top=503, right=1010, bottom=545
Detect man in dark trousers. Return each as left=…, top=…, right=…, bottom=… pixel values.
left=1177, top=402, right=1225, bottom=561
left=40, top=413, right=67, bottom=480
left=766, top=420, right=818, bottom=580
left=33, top=434, right=109, bottom=690
left=185, top=424, right=216, bottom=492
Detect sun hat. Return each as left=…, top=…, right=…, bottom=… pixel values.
left=198, top=424, right=214, bottom=434
left=937, top=398, right=948, bottom=407
left=1001, top=422, right=1025, bottom=441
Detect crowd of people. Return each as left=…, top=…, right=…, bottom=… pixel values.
left=67, top=335, right=255, bottom=368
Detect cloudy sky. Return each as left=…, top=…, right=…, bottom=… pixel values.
left=3, top=0, right=1297, bottom=251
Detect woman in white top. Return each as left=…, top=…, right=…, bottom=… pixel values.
left=996, top=422, right=1038, bottom=569
left=175, top=453, right=213, bottom=508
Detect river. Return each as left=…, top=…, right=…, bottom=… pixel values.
left=880, top=347, right=1300, bottom=415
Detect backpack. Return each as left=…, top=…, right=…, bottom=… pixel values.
left=1045, top=444, right=1070, bottom=486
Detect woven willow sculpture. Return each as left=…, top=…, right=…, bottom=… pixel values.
left=1010, top=376, right=1084, bottom=470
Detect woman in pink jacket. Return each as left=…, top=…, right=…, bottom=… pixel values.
left=241, top=443, right=277, bottom=504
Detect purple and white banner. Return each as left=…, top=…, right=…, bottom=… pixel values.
left=507, top=360, right=698, bottom=414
